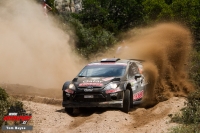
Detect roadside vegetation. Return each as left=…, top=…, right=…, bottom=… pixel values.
left=47, top=0, right=200, bottom=60
left=0, top=87, right=24, bottom=126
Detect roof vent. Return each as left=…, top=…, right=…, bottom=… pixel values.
left=101, top=58, right=120, bottom=62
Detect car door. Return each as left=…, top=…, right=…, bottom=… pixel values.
left=128, top=62, right=144, bottom=101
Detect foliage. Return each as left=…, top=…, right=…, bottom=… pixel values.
left=0, top=87, right=24, bottom=126
left=171, top=0, right=200, bottom=30
left=189, top=50, right=200, bottom=87
left=0, top=87, right=10, bottom=126
left=169, top=49, right=200, bottom=132
left=68, top=18, right=117, bottom=58
left=170, top=89, right=200, bottom=132
left=142, top=0, right=173, bottom=23
left=142, top=0, right=200, bottom=46
left=170, top=124, right=200, bottom=133
left=53, top=0, right=200, bottom=60
left=0, top=87, right=9, bottom=101
left=46, top=0, right=58, bottom=14
left=172, top=90, right=200, bottom=124
left=72, top=0, right=144, bottom=34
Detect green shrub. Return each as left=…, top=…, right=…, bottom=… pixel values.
left=170, top=90, right=200, bottom=133
left=189, top=50, right=200, bottom=88
left=69, top=18, right=117, bottom=59
left=170, top=49, right=200, bottom=132
left=0, top=87, right=9, bottom=101
left=0, top=87, right=10, bottom=126
left=171, top=90, right=200, bottom=123
left=0, top=87, right=24, bottom=126
left=170, top=124, right=200, bottom=133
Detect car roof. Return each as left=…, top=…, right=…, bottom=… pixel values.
left=89, top=58, right=144, bottom=65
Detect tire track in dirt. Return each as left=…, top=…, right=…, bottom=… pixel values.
left=1, top=83, right=186, bottom=132
left=20, top=97, right=186, bottom=133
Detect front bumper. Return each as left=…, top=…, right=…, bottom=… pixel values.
left=62, top=100, right=123, bottom=108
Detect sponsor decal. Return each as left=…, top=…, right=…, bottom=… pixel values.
left=65, top=89, right=74, bottom=94
left=84, top=89, right=93, bottom=92
left=133, top=90, right=144, bottom=100
left=2, top=107, right=33, bottom=131
left=79, top=82, right=103, bottom=87
left=105, top=87, right=121, bottom=94
left=3, top=115, right=31, bottom=121
left=102, top=77, right=114, bottom=81
left=83, top=80, right=102, bottom=83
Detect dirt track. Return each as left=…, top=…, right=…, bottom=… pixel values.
left=22, top=97, right=185, bottom=133
left=2, top=84, right=186, bottom=133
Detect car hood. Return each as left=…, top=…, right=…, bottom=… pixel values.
left=73, top=77, right=120, bottom=88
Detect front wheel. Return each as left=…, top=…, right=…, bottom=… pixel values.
left=65, top=107, right=73, bottom=115
left=122, top=90, right=130, bottom=113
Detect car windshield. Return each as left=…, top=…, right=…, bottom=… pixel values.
left=78, top=64, right=127, bottom=77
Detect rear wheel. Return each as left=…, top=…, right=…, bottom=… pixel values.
left=65, top=107, right=73, bottom=115
left=122, top=90, right=130, bottom=113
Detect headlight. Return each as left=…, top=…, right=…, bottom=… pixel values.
left=104, top=82, right=118, bottom=90
left=69, top=84, right=75, bottom=90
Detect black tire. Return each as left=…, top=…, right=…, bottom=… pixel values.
left=122, top=89, right=130, bottom=113
left=65, top=107, right=73, bottom=115
left=130, top=91, right=133, bottom=108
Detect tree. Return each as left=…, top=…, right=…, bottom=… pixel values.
left=72, top=0, right=144, bottom=34
left=142, top=0, right=173, bottom=23
left=69, top=18, right=117, bottom=58
left=171, top=0, right=200, bottom=49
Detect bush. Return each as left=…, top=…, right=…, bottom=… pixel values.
left=0, top=87, right=10, bottom=126
left=170, top=90, right=200, bottom=133
left=189, top=50, right=200, bottom=87
left=69, top=18, right=117, bottom=59
left=170, top=49, right=200, bottom=132
left=170, top=124, right=200, bottom=133
left=0, top=87, right=24, bottom=126
left=171, top=90, right=200, bottom=123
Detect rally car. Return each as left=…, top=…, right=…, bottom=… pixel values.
left=62, top=58, right=148, bottom=114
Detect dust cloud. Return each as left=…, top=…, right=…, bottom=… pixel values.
left=111, top=23, right=195, bottom=106
left=0, top=0, right=84, bottom=89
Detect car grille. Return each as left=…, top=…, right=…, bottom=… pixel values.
left=78, top=87, right=102, bottom=89
left=74, top=94, right=106, bottom=102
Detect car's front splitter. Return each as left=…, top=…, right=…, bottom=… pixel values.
left=62, top=100, right=123, bottom=108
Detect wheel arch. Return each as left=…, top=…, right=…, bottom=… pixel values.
left=62, top=81, right=71, bottom=91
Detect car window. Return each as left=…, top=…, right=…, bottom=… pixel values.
left=128, top=63, right=139, bottom=79
left=78, top=64, right=127, bottom=77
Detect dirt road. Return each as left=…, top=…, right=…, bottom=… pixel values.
left=2, top=84, right=186, bottom=133
left=20, top=97, right=185, bottom=133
